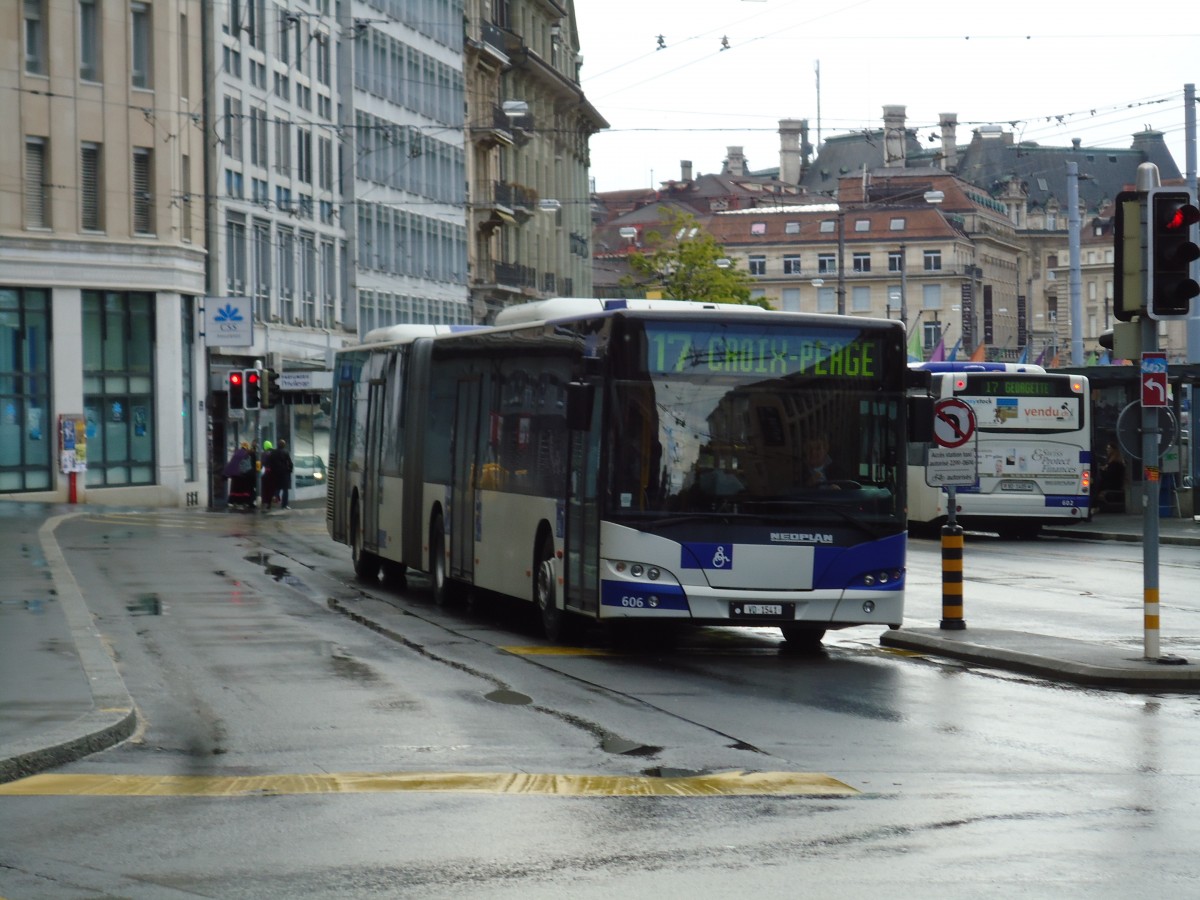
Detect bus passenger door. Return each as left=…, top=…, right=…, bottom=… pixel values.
left=328, top=378, right=356, bottom=542
left=565, top=387, right=602, bottom=614
left=450, top=377, right=481, bottom=583
left=362, top=379, right=387, bottom=552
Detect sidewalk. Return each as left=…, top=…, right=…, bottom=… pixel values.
left=1, top=504, right=1198, bottom=783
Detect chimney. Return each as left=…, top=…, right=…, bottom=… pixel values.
left=681, top=160, right=693, bottom=181
left=722, top=146, right=746, bottom=177
left=778, top=119, right=804, bottom=185
left=883, top=105, right=907, bottom=168
left=939, top=113, right=958, bottom=172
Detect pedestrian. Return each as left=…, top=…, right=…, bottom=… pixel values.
left=1097, top=442, right=1126, bottom=513
left=260, top=440, right=278, bottom=511
left=275, top=439, right=294, bottom=509
left=224, top=441, right=257, bottom=511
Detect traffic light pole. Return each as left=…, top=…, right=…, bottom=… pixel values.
left=1139, top=314, right=1163, bottom=661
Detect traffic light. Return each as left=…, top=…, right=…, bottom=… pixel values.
left=244, top=369, right=261, bottom=409
left=262, top=368, right=280, bottom=409
left=1147, top=187, right=1200, bottom=320
left=228, top=370, right=245, bottom=409
left=1112, top=191, right=1144, bottom=322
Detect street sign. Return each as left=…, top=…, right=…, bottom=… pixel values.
left=925, top=445, right=978, bottom=487
left=932, top=398, right=976, bottom=448
left=1140, top=352, right=1168, bottom=408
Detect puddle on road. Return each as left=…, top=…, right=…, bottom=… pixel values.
left=126, top=594, right=163, bottom=616
left=485, top=689, right=532, bottom=706
left=244, top=552, right=311, bottom=592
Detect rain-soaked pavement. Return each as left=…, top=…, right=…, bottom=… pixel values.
left=3, top=504, right=1200, bottom=898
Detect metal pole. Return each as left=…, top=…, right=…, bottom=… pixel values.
left=1185, top=83, right=1198, bottom=363
left=899, top=246, right=908, bottom=329
left=1140, top=315, right=1162, bottom=660
left=836, top=208, right=846, bottom=315
left=940, top=492, right=965, bottom=630
left=1068, top=162, right=1084, bottom=366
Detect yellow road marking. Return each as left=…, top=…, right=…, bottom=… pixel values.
left=501, top=645, right=615, bottom=656
left=0, top=770, right=857, bottom=798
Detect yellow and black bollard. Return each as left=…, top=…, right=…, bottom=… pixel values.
left=939, top=523, right=966, bottom=629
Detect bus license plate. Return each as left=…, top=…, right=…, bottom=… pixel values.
left=1000, top=481, right=1036, bottom=492
left=731, top=602, right=793, bottom=619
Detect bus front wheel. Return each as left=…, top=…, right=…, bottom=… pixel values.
left=535, top=536, right=575, bottom=643
left=780, top=624, right=826, bottom=650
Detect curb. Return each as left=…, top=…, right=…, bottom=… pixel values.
left=880, top=628, right=1200, bottom=690
left=0, top=514, right=138, bottom=784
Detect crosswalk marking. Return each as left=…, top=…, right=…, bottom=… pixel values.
left=0, top=769, right=858, bottom=798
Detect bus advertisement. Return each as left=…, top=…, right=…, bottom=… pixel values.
left=907, top=362, right=1091, bottom=538
left=327, top=299, right=918, bottom=647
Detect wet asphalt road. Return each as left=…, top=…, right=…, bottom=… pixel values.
left=2, top=507, right=1199, bottom=898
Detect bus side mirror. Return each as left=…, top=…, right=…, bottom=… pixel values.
left=908, top=395, right=933, bottom=444
left=566, top=381, right=594, bottom=431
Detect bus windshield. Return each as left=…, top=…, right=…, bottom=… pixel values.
left=605, top=319, right=905, bottom=526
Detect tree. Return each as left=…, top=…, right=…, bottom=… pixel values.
left=623, top=210, right=763, bottom=306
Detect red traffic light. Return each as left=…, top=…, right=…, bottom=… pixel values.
left=1163, top=203, right=1200, bottom=231
left=246, top=371, right=259, bottom=385
left=229, top=371, right=243, bottom=386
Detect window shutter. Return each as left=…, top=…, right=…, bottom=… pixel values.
left=24, top=139, right=47, bottom=227
left=81, top=144, right=100, bottom=230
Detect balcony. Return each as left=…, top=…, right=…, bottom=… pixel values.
left=467, top=105, right=515, bottom=149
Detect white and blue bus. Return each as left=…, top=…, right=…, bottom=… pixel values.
left=327, top=298, right=918, bottom=647
left=907, top=361, right=1092, bottom=538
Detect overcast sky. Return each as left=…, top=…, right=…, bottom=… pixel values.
left=573, top=0, right=1197, bottom=194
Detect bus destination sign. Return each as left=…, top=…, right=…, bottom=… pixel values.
left=646, top=328, right=881, bottom=379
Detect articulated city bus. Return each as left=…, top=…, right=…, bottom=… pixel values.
left=328, top=298, right=919, bottom=647
left=907, top=362, right=1092, bottom=537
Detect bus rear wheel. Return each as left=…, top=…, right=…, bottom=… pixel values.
left=429, top=513, right=461, bottom=606
left=351, top=499, right=381, bottom=582
left=780, top=624, right=826, bottom=650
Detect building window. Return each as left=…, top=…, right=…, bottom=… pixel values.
left=748, top=255, right=766, bottom=276
left=852, top=253, right=871, bottom=273
left=852, top=286, right=871, bottom=311
left=274, top=118, right=291, bottom=175
left=321, top=239, right=336, bottom=325
left=132, top=148, right=154, bottom=234
left=922, top=283, right=942, bottom=309
left=318, top=136, right=333, bottom=190
left=0, top=288, right=52, bottom=492
left=131, top=2, right=153, bottom=89
left=24, top=138, right=49, bottom=229
left=888, top=250, right=903, bottom=272
left=817, top=286, right=836, bottom=313
left=817, top=253, right=836, bottom=274
left=224, top=96, right=243, bottom=160
left=781, top=287, right=800, bottom=312
left=180, top=155, right=192, bottom=242
left=181, top=296, right=195, bottom=481
left=278, top=228, right=295, bottom=322
left=300, top=232, right=316, bottom=325
left=80, top=0, right=101, bottom=81
left=923, top=250, right=942, bottom=271
left=25, top=0, right=47, bottom=75
left=297, top=128, right=313, bottom=184
left=178, top=11, right=188, bottom=97
left=750, top=222, right=766, bottom=235
left=784, top=221, right=800, bottom=235
left=226, top=216, right=247, bottom=294
left=819, top=219, right=836, bottom=233
left=890, top=217, right=906, bottom=231
left=81, top=143, right=102, bottom=231
left=249, top=107, right=268, bottom=168
left=253, top=220, right=272, bottom=321
left=82, top=291, right=156, bottom=487
left=854, top=219, right=870, bottom=232
left=782, top=255, right=801, bottom=275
